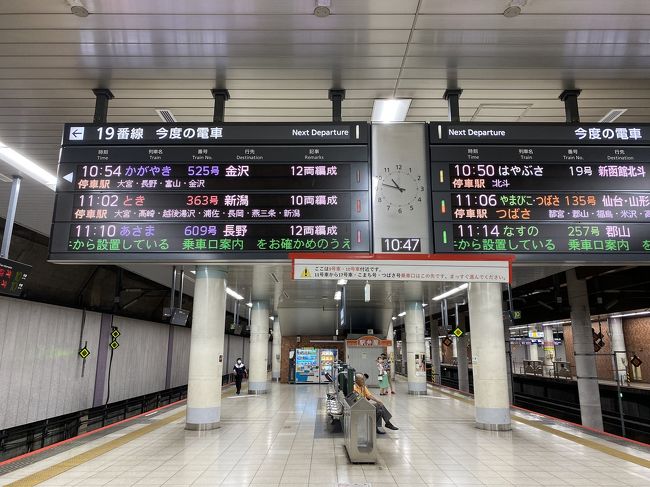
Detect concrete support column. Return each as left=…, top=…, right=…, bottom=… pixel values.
left=272, top=317, right=281, bottom=381
left=566, top=269, right=604, bottom=430
left=543, top=324, right=556, bottom=377
left=405, top=301, right=427, bottom=395
left=608, top=317, right=627, bottom=384
left=528, top=325, right=539, bottom=361
left=186, top=266, right=227, bottom=430
left=468, top=282, right=511, bottom=431
left=431, top=319, right=442, bottom=385
left=248, top=301, right=270, bottom=394
left=456, top=311, right=470, bottom=393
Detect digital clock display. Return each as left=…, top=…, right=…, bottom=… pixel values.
left=430, top=123, right=650, bottom=260
left=49, top=122, right=371, bottom=262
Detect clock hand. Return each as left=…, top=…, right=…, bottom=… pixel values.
left=381, top=182, right=400, bottom=190
left=391, top=178, right=406, bottom=193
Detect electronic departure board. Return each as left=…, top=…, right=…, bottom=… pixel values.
left=0, top=257, right=30, bottom=296
left=430, top=123, right=650, bottom=261
left=49, top=123, right=371, bottom=262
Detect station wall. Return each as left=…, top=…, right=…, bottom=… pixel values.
left=624, top=317, right=650, bottom=378
left=99, top=316, right=172, bottom=404
left=440, top=337, right=471, bottom=365
left=0, top=296, right=255, bottom=430
left=563, top=320, right=648, bottom=382
left=0, top=297, right=101, bottom=430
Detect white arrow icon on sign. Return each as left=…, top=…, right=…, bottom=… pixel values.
left=69, top=127, right=85, bottom=140
left=63, top=172, right=74, bottom=183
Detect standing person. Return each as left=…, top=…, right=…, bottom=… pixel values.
left=233, top=358, right=247, bottom=395
left=382, top=352, right=396, bottom=394
left=377, top=356, right=389, bottom=395
left=353, top=373, right=398, bottom=434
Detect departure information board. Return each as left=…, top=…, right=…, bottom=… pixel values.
left=0, top=258, right=30, bottom=296
left=430, top=123, right=650, bottom=261
left=49, top=123, right=370, bottom=262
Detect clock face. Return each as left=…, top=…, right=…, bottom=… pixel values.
left=376, top=164, right=426, bottom=215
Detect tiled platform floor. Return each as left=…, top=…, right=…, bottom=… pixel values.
left=1, top=379, right=649, bottom=486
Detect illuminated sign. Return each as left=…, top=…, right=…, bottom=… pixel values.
left=50, top=123, right=370, bottom=262
left=0, top=258, right=30, bottom=296
left=430, top=123, right=650, bottom=261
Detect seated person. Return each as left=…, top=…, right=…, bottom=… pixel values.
left=353, top=373, right=399, bottom=434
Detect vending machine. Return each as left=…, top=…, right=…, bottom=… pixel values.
left=319, top=349, right=338, bottom=382
left=295, top=348, right=319, bottom=383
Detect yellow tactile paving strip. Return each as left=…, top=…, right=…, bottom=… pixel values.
left=6, top=386, right=237, bottom=487
left=512, top=415, right=650, bottom=469
left=5, top=385, right=648, bottom=486
left=431, top=386, right=650, bottom=469
left=5, top=409, right=186, bottom=487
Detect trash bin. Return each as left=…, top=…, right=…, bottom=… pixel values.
left=341, top=392, right=377, bottom=463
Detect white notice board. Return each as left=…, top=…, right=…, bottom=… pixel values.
left=291, top=253, right=513, bottom=283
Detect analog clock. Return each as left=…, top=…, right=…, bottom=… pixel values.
left=376, top=164, right=426, bottom=215
left=371, top=123, right=431, bottom=253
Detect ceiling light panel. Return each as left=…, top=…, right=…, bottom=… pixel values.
left=432, top=283, right=469, bottom=301
left=0, top=141, right=57, bottom=190
left=226, top=287, right=244, bottom=300
left=372, top=99, right=412, bottom=122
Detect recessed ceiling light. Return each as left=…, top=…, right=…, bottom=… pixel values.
left=372, top=99, right=412, bottom=122
left=67, top=0, right=89, bottom=17
left=314, top=0, right=331, bottom=17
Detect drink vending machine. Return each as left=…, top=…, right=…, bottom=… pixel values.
left=294, top=348, right=338, bottom=383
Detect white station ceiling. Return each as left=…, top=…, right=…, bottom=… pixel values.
left=0, top=0, right=648, bottom=332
